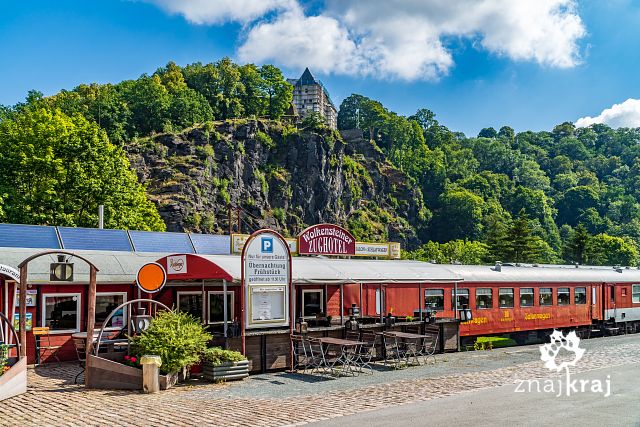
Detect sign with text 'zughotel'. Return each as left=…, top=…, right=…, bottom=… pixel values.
left=242, top=230, right=291, bottom=329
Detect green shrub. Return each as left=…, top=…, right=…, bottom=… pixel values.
left=202, top=347, right=246, bottom=366
left=255, top=131, right=275, bottom=149
left=129, top=310, right=212, bottom=374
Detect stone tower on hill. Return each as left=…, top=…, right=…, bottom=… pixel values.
left=287, top=68, right=338, bottom=129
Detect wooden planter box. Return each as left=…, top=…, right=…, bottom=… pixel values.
left=202, top=360, right=249, bottom=382
left=0, top=357, right=27, bottom=402
left=86, top=355, right=178, bottom=390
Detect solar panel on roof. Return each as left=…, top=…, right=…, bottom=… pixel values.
left=58, top=227, right=133, bottom=252
left=0, top=223, right=61, bottom=249
left=189, top=233, right=230, bottom=255
left=129, top=230, right=194, bottom=253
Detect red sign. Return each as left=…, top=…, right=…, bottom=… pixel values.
left=298, top=224, right=356, bottom=255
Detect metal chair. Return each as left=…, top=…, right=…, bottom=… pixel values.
left=291, top=334, right=310, bottom=373
left=345, top=330, right=361, bottom=341
left=382, top=332, right=403, bottom=369
left=355, top=332, right=379, bottom=374
left=72, top=337, right=86, bottom=383
left=418, top=332, right=439, bottom=364
left=32, top=327, right=61, bottom=364
left=307, top=337, right=332, bottom=375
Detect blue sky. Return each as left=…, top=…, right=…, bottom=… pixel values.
left=1, top=0, right=639, bottom=136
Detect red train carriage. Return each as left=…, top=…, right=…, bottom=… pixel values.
left=350, top=263, right=640, bottom=343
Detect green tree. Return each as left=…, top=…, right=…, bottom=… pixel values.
left=585, top=234, right=638, bottom=266
left=118, top=75, right=171, bottom=135
left=0, top=107, right=165, bottom=230
left=432, top=189, right=485, bottom=241
left=504, top=209, right=543, bottom=263
left=259, top=64, right=293, bottom=119
left=563, top=224, right=590, bottom=264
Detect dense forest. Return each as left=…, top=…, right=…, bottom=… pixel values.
left=1, top=58, right=639, bottom=266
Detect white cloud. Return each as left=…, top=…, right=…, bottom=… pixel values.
left=144, top=0, right=293, bottom=24
left=575, top=99, right=640, bottom=129
left=149, top=0, right=587, bottom=80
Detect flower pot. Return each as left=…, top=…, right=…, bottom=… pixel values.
left=202, top=360, right=249, bottom=382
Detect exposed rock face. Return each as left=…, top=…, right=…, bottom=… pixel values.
left=126, top=120, right=426, bottom=249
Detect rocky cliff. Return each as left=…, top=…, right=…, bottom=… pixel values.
left=126, top=120, right=427, bottom=249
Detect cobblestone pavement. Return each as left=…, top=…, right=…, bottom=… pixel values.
left=1, top=334, right=639, bottom=426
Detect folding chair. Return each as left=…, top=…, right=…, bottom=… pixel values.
left=291, top=334, right=309, bottom=373
left=345, top=330, right=361, bottom=341
left=32, top=327, right=61, bottom=364
left=72, top=337, right=86, bottom=384
left=382, top=332, right=403, bottom=369
left=355, top=331, right=379, bottom=374
left=418, top=332, right=439, bottom=364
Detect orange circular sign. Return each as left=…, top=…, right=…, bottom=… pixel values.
left=136, top=262, right=166, bottom=293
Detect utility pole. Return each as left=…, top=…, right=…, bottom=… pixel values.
left=227, top=203, right=233, bottom=236
left=236, top=207, right=242, bottom=234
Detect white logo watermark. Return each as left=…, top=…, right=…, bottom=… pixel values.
left=515, top=330, right=611, bottom=397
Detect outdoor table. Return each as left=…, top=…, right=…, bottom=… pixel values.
left=317, top=337, right=365, bottom=376
left=378, top=331, right=425, bottom=366
left=72, top=332, right=128, bottom=353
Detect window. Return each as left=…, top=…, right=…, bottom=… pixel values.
left=425, top=289, right=444, bottom=310
left=622, top=288, right=627, bottom=297
left=375, top=288, right=381, bottom=315
left=301, top=289, right=324, bottom=318
left=633, top=285, right=640, bottom=304
left=452, top=288, right=469, bottom=309
left=208, top=291, right=234, bottom=324
left=95, top=292, right=127, bottom=330
left=177, top=292, right=203, bottom=321
left=540, top=288, right=553, bottom=306
left=476, top=288, right=492, bottom=309
left=575, top=287, right=587, bottom=304
left=520, top=288, right=534, bottom=307
left=42, top=293, right=81, bottom=333
left=499, top=288, right=514, bottom=308
left=558, top=288, right=570, bottom=305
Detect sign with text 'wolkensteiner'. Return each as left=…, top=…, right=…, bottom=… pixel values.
left=243, top=230, right=291, bottom=329
left=298, top=224, right=356, bottom=255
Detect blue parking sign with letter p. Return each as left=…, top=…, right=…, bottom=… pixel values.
left=261, top=237, right=273, bottom=253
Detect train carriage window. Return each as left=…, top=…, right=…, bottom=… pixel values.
left=540, top=288, right=553, bottom=306
left=499, top=288, right=514, bottom=308
left=575, top=287, right=587, bottom=304
left=425, top=289, right=444, bottom=310
left=452, top=288, right=469, bottom=309
left=558, top=288, right=570, bottom=305
left=520, top=288, right=534, bottom=307
left=476, top=288, right=492, bottom=309
left=633, top=285, right=640, bottom=304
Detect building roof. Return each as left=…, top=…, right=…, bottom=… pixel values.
left=2, top=247, right=640, bottom=286
left=291, top=68, right=337, bottom=112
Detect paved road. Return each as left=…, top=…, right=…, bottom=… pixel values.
left=1, top=334, right=639, bottom=426
left=311, top=362, right=640, bottom=427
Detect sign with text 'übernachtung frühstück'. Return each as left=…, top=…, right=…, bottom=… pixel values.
left=242, top=230, right=291, bottom=329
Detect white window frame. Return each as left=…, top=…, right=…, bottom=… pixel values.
left=95, top=292, right=127, bottom=331
left=633, top=284, right=640, bottom=304
left=207, top=291, right=234, bottom=325
left=41, top=293, right=81, bottom=334
left=301, top=289, right=324, bottom=318
left=176, top=291, right=204, bottom=320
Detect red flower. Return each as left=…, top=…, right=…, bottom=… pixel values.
left=130, top=357, right=137, bottom=363
left=124, top=355, right=130, bottom=360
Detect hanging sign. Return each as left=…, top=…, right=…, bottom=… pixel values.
left=232, top=234, right=297, bottom=254
left=167, top=255, right=187, bottom=275
left=0, top=264, right=20, bottom=282
left=297, top=224, right=356, bottom=256
left=14, top=291, right=37, bottom=307
left=242, top=230, right=291, bottom=329
left=355, top=242, right=390, bottom=257
left=136, top=262, right=167, bottom=294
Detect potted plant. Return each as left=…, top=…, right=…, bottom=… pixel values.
left=129, top=310, right=212, bottom=389
left=202, top=347, right=248, bottom=382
